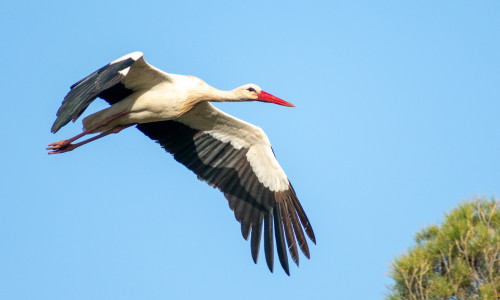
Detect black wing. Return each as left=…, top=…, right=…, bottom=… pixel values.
left=51, top=52, right=171, bottom=133
left=137, top=103, right=316, bottom=275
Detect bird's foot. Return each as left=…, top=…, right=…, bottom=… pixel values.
left=46, top=140, right=76, bottom=154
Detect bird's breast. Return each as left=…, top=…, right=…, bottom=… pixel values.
left=126, top=87, right=198, bottom=123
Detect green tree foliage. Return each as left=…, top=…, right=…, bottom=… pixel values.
left=387, top=197, right=499, bottom=300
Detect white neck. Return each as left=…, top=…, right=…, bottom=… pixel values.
left=196, top=87, right=249, bottom=103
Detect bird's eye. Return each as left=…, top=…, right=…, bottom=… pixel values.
left=247, top=87, right=256, bottom=93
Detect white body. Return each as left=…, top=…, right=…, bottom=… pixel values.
left=80, top=53, right=290, bottom=191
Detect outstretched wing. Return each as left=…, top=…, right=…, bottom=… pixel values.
left=51, top=52, right=172, bottom=133
left=137, top=102, right=316, bottom=275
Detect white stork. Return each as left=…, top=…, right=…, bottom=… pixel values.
left=48, top=52, right=315, bottom=275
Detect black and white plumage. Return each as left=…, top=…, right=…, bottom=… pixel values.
left=48, top=52, right=316, bottom=275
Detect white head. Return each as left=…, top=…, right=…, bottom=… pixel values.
left=233, top=84, right=295, bottom=107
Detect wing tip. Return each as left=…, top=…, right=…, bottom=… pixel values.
left=273, top=204, right=291, bottom=276
left=307, top=227, right=317, bottom=245
left=50, top=119, right=64, bottom=133
left=252, top=254, right=258, bottom=264
left=284, top=268, right=291, bottom=276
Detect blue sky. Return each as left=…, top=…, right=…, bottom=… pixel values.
left=1, top=1, right=499, bottom=299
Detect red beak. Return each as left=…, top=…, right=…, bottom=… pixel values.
left=257, top=91, right=295, bottom=107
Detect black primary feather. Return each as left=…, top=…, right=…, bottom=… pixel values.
left=51, top=57, right=137, bottom=133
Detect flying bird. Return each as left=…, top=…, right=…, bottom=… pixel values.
left=48, top=52, right=315, bottom=275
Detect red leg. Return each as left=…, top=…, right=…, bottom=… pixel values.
left=47, top=111, right=129, bottom=152
left=47, top=124, right=134, bottom=155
